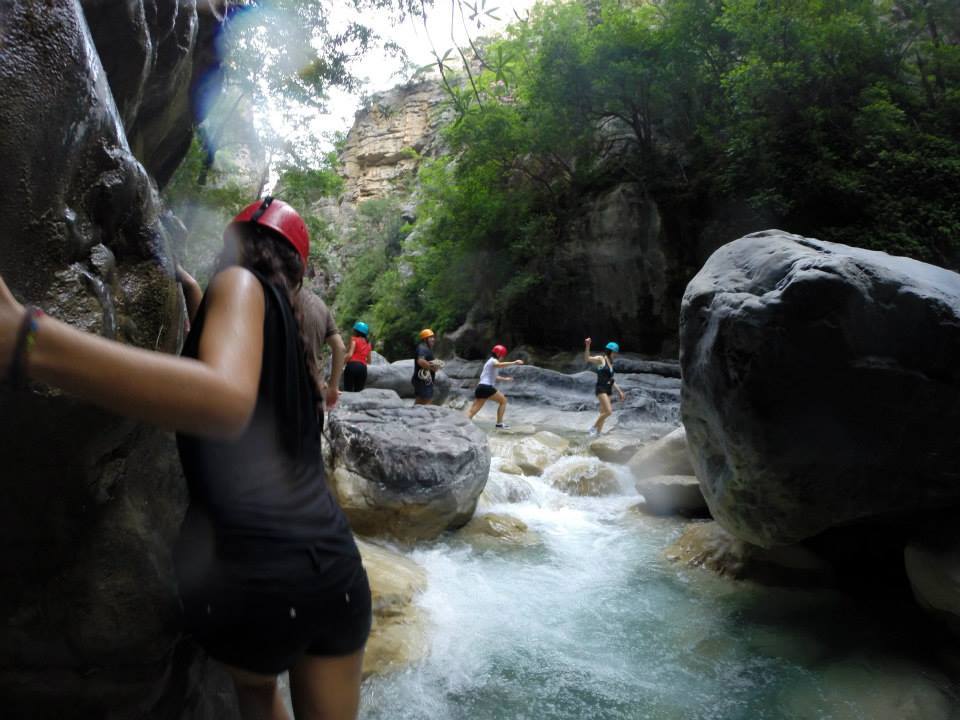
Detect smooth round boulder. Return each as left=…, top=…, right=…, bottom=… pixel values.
left=681, top=230, right=960, bottom=547
left=327, top=404, right=490, bottom=540
left=544, top=458, right=621, bottom=497
left=458, top=513, right=540, bottom=549
left=627, top=426, right=694, bottom=479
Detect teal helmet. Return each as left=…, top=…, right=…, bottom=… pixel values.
left=605, top=341, right=620, bottom=353
left=353, top=321, right=369, bottom=336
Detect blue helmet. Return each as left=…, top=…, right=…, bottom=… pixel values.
left=353, top=321, right=369, bottom=336
left=605, top=341, right=620, bottom=353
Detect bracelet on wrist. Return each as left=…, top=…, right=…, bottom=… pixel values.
left=6, top=305, right=45, bottom=389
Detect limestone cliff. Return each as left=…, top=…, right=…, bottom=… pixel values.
left=340, top=73, right=453, bottom=203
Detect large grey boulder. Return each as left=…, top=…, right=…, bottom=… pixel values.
left=365, top=359, right=452, bottom=404
left=681, top=230, right=960, bottom=547
left=327, top=403, right=490, bottom=540
left=0, top=2, right=231, bottom=717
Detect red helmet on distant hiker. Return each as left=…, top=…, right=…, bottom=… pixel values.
left=492, top=344, right=508, bottom=359
left=228, top=196, right=309, bottom=268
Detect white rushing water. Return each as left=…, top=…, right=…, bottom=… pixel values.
left=359, top=410, right=960, bottom=720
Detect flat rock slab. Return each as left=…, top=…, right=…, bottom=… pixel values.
left=635, top=475, right=707, bottom=517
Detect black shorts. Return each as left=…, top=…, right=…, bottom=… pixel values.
left=180, top=559, right=372, bottom=675
left=596, top=386, right=613, bottom=397
left=413, top=380, right=434, bottom=400
left=343, top=361, right=367, bottom=392
left=475, top=384, right=497, bottom=399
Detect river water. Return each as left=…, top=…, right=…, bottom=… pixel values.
left=358, top=407, right=960, bottom=720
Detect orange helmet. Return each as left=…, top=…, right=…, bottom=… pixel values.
left=227, top=197, right=309, bottom=268
left=418, top=328, right=435, bottom=340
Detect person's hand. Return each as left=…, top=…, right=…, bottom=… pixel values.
left=618, top=390, right=626, bottom=402
left=514, top=359, right=524, bottom=366
left=584, top=337, right=592, bottom=348
left=325, top=385, right=341, bottom=410
left=0, top=275, right=25, bottom=377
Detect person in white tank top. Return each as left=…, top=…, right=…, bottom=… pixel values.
left=467, top=344, right=524, bottom=428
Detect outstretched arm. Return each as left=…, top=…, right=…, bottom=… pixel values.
left=583, top=338, right=603, bottom=366
left=0, top=267, right=264, bottom=439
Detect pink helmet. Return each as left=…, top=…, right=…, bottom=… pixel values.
left=228, top=197, right=309, bottom=268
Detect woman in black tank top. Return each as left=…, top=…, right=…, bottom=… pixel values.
left=584, top=337, right=627, bottom=437
left=0, top=198, right=370, bottom=720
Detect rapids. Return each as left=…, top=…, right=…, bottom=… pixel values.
left=356, top=405, right=960, bottom=720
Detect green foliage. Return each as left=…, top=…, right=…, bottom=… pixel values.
left=335, top=0, right=960, bottom=352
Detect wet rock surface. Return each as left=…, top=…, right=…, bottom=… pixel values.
left=357, top=539, right=428, bottom=677
left=0, top=2, right=228, bottom=717
left=664, top=522, right=834, bottom=587
left=681, top=230, right=960, bottom=547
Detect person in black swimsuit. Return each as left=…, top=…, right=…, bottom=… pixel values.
left=584, top=337, right=626, bottom=437
left=0, top=197, right=371, bottom=720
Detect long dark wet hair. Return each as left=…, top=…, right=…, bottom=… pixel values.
left=216, top=222, right=323, bottom=403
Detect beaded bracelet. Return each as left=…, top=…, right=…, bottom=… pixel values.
left=6, top=305, right=45, bottom=389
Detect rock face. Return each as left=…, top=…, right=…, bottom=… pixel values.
left=0, top=2, right=230, bottom=717
left=340, top=75, right=452, bottom=203
left=327, top=393, right=490, bottom=540
left=681, top=231, right=960, bottom=547
left=357, top=539, right=428, bottom=677
left=664, top=522, right=834, bottom=587
left=513, top=182, right=687, bottom=356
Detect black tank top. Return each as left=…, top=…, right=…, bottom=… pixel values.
left=596, top=359, right=614, bottom=394
left=175, top=270, right=358, bottom=592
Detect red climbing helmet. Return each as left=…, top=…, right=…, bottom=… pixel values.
left=227, top=196, right=309, bottom=268
left=492, top=344, right=508, bottom=359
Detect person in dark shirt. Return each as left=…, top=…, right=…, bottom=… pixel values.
left=584, top=337, right=626, bottom=437
left=0, top=197, right=371, bottom=720
left=300, top=289, right=346, bottom=410
left=411, top=328, right=443, bottom=405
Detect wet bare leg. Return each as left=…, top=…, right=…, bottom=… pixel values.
left=225, top=665, right=289, bottom=720
left=289, top=648, right=365, bottom=720
left=467, top=397, right=487, bottom=419
left=593, top=393, right=613, bottom=433
left=493, top=391, right=508, bottom=424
